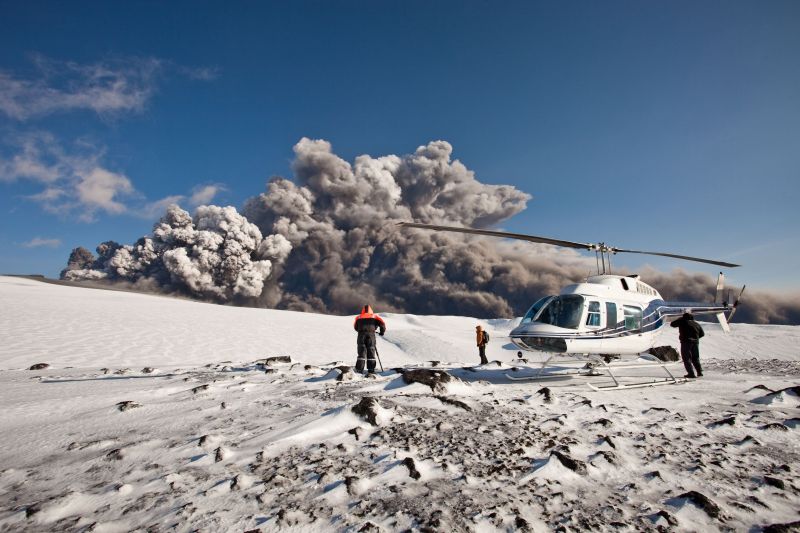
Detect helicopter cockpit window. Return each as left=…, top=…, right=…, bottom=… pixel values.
left=623, top=305, right=642, bottom=331
left=520, top=296, right=554, bottom=324
left=586, top=301, right=601, bottom=327
left=537, top=295, right=585, bottom=329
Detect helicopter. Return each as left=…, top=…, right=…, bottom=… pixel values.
left=398, top=221, right=745, bottom=390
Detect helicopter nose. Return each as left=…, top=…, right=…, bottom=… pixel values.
left=512, top=335, right=567, bottom=353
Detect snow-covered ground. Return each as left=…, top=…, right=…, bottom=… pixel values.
left=0, top=275, right=798, bottom=532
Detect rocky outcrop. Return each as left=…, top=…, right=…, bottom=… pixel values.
left=401, top=369, right=453, bottom=393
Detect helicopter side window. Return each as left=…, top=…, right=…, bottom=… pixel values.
left=586, top=301, right=601, bottom=327
left=606, top=302, right=618, bottom=329
left=623, top=305, right=642, bottom=331
left=520, top=296, right=554, bottom=324
left=537, top=295, right=584, bottom=329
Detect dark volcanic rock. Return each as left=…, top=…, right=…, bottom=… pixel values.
left=401, top=369, right=453, bottom=392
left=756, top=386, right=800, bottom=403
left=551, top=451, right=587, bottom=475
left=24, top=503, right=41, bottom=518
left=764, top=521, right=800, bottom=533
left=106, top=448, right=124, bottom=460
left=344, top=475, right=360, bottom=495
left=764, top=476, right=786, bottom=490
left=601, top=435, right=617, bottom=449
left=348, top=426, right=365, bottom=441
left=401, top=457, right=422, bottom=480
left=536, top=387, right=554, bottom=403
left=655, top=510, right=678, bottom=527
left=676, top=491, right=722, bottom=519
left=352, top=397, right=382, bottom=426
left=335, top=366, right=354, bottom=381
left=28, top=363, right=49, bottom=370
left=745, top=384, right=775, bottom=393
left=515, top=516, right=531, bottom=530
left=263, top=356, right=292, bottom=365
left=116, top=401, right=141, bottom=412
left=760, top=423, right=789, bottom=431
left=708, top=416, right=736, bottom=428
left=647, top=346, right=679, bottom=362
left=592, top=450, right=617, bottom=464
left=434, top=395, right=472, bottom=411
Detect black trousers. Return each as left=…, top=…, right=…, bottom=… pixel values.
left=356, top=332, right=377, bottom=372
left=478, top=344, right=488, bottom=365
left=680, top=341, right=702, bottom=377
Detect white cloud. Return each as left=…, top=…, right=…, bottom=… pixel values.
left=0, top=56, right=162, bottom=121
left=188, top=184, right=224, bottom=206
left=75, top=167, right=134, bottom=215
left=0, top=55, right=219, bottom=121
left=21, top=237, right=62, bottom=248
left=1, top=133, right=137, bottom=221
left=179, top=66, right=220, bottom=81
left=0, top=132, right=63, bottom=183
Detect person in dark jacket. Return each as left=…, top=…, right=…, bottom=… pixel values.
left=354, top=304, right=386, bottom=375
left=671, top=312, right=705, bottom=378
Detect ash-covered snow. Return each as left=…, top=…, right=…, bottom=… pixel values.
left=0, top=275, right=798, bottom=532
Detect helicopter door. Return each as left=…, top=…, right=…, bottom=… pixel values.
left=585, top=300, right=605, bottom=353
left=585, top=301, right=602, bottom=328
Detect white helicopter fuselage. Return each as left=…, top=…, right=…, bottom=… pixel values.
left=509, top=274, right=729, bottom=356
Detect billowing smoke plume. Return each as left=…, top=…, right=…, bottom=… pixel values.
left=241, top=138, right=596, bottom=317
left=62, top=138, right=800, bottom=324
left=62, top=204, right=291, bottom=302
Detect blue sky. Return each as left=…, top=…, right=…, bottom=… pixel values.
left=1, top=0, right=798, bottom=292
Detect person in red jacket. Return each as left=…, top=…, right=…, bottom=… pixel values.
left=354, top=304, right=386, bottom=375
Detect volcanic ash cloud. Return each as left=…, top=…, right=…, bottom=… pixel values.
left=62, top=204, right=291, bottom=302
left=241, top=138, right=597, bottom=317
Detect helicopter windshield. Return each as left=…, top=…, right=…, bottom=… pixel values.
left=520, top=296, right=554, bottom=324
left=535, top=295, right=585, bottom=329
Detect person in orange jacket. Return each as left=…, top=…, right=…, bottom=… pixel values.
left=476, top=325, right=489, bottom=365
left=354, top=304, right=386, bottom=375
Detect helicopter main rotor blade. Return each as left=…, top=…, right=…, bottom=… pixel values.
left=397, top=222, right=595, bottom=250
left=398, top=221, right=740, bottom=268
left=611, top=248, right=740, bottom=268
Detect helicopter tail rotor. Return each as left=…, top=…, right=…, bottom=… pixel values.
left=727, top=285, right=746, bottom=323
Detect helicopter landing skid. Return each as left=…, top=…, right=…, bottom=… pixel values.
left=584, top=354, right=688, bottom=391
left=505, top=354, right=687, bottom=390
